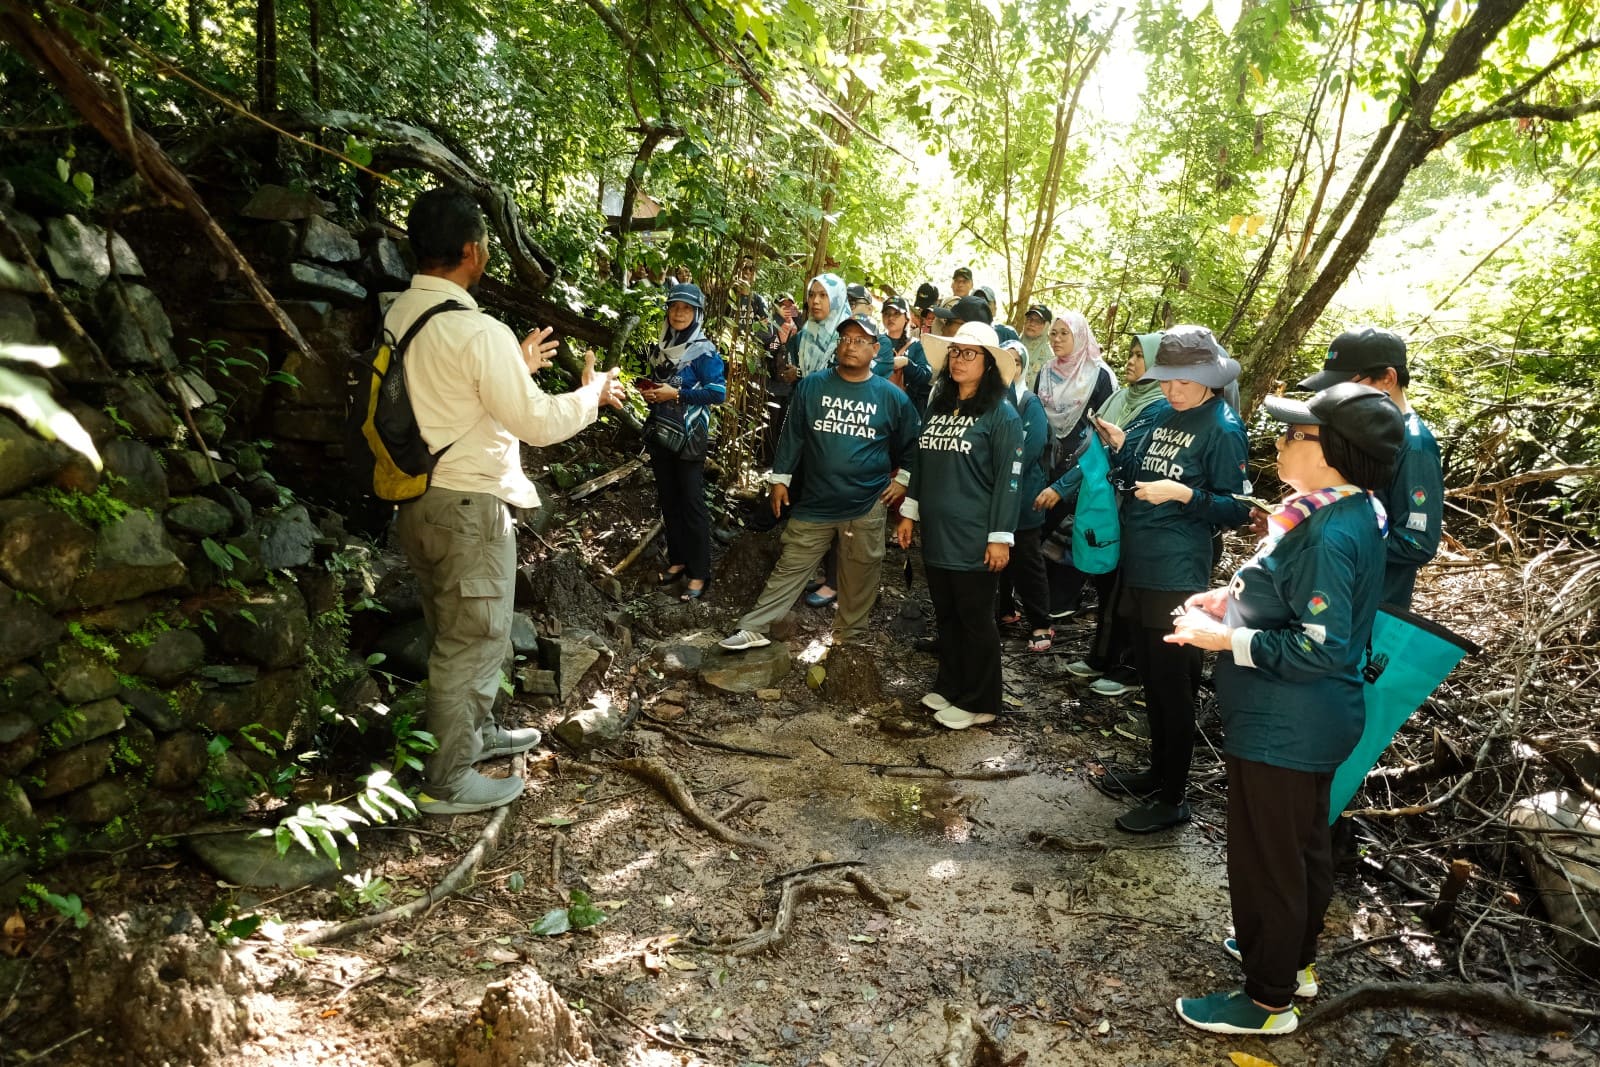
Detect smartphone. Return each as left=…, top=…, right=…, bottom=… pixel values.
left=635, top=377, right=659, bottom=392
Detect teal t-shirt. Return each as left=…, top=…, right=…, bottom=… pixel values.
left=906, top=401, right=1024, bottom=571
left=1381, top=411, right=1443, bottom=606
left=1119, top=396, right=1251, bottom=592
left=774, top=370, right=921, bottom=523
left=1006, top=389, right=1050, bottom=531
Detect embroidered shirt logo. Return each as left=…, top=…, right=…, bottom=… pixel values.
left=1411, top=487, right=1427, bottom=507
left=1307, top=593, right=1329, bottom=615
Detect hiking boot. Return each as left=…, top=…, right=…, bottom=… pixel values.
left=480, top=725, right=541, bottom=760
left=1093, top=767, right=1159, bottom=798
left=719, top=629, right=771, bottom=651
left=417, top=770, right=525, bottom=815
left=933, top=706, right=997, bottom=730
left=1064, top=659, right=1103, bottom=679
left=1114, top=799, right=1191, bottom=834
left=1222, top=938, right=1319, bottom=997
left=1176, top=990, right=1298, bottom=1036
left=920, top=692, right=953, bottom=712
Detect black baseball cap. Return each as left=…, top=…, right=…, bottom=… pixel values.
left=836, top=312, right=881, bottom=340
left=952, top=266, right=973, bottom=280
left=1024, top=304, right=1052, bottom=322
left=931, top=293, right=993, bottom=324
left=846, top=282, right=870, bottom=303
left=882, top=295, right=909, bottom=315
left=913, top=282, right=939, bottom=310
left=1298, top=326, right=1408, bottom=391
left=1264, top=382, right=1405, bottom=463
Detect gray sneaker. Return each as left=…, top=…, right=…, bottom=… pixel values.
left=719, top=629, right=771, bottom=651
left=1064, top=659, right=1103, bottom=679
left=1091, top=675, right=1141, bottom=697
left=480, top=725, right=542, bottom=760
left=417, top=770, right=525, bottom=815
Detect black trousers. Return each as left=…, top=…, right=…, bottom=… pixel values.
left=1121, top=585, right=1201, bottom=805
left=996, top=526, right=1050, bottom=630
left=926, top=565, right=1002, bottom=715
left=1226, top=755, right=1335, bottom=1008
left=1085, top=567, right=1135, bottom=673
left=649, top=446, right=711, bottom=581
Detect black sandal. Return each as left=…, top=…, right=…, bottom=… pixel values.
left=680, top=580, right=709, bottom=602
left=657, top=566, right=687, bottom=585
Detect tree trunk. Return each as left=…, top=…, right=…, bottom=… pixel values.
left=308, top=0, right=321, bottom=110
left=1012, top=13, right=1118, bottom=322
left=1237, top=0, right=1532, bottom=411
left=611, top=123, right=675, bottom=286
left=254, top=0, right=277, bottom=114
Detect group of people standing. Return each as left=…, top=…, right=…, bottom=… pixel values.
left=657, top=264, right=1443, bottom=1039
left=381, top=191, right=1447, bottom=1042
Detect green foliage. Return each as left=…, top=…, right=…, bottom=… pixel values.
left=66, top=621, right=120, bottom=663
left=23, top=882, right=90, bottom=929
left=258, top=768, right=416, bottom=870
left=531, top=889, right=608, bottom=936
left=27, top=484, right=130, bottom=529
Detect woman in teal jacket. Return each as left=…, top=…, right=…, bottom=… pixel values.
left=1166, top=383, right=1404, bottom=1038
left=994, top=340, right=1055, bottom=651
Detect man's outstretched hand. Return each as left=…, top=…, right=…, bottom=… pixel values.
left=581, top=349, right=623, bottom=409
left=521, top=326, right=558, bottom=374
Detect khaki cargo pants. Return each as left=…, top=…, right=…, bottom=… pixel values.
left=395, top=487, right=515, bottom=793
left=735, top=503, right=888, bottom=640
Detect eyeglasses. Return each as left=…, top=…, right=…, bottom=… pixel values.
left=948, top=347, right=986, bottom=363
left=837, top=335, right=876, bottom=349
left=1277, top=428, right=1321, bottom=444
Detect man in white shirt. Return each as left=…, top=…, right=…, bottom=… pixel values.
left=390, top=187, right=621, bottom=814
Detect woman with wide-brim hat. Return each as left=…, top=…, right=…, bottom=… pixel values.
left=896, top=322, right=1024, bottom=730
left=1165, top=383, right=1404, bottom=1037
left=1092, top=324, right=1250, bottom=832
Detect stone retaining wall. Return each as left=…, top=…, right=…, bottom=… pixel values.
left=0, top=181, right=409, bottom=893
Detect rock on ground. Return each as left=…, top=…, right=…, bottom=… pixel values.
left=454, top=968, right=599, bottom=1067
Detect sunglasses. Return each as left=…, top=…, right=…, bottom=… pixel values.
left=1277, top=428, right=1321, bottom=444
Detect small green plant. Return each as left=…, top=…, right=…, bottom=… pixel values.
left=66, top=621, right=120, bottom=663
left=24, top=882, right=90, bottom=929
left=340, top=869, right=393, bottom=913
left=257, top=768, right=416, bottom=870
left=204, top=896, right=263, bottom=945
left=104, top=404, right=135, bottom=435
left=26, top=484, right=130, bottom=529
left=531, top=890, right=608, bottom=936
left=45, top=707, right=87, bottom=750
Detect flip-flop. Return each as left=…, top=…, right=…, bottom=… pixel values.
left=681, top=582, right=709, bottom=602
left=804, top=589, right=837, bottom=608
left=1028, top=629, right=1055, bottom=652
left=657, top=567, right=687, bottom=585
left=996, top=612, right=1024, bottom=627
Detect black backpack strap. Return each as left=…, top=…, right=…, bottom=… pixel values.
left=392, top=298, right=469, bottom=353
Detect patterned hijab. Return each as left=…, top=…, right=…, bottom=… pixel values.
left=796, top=273, right=849, bottom=376
left=1033, top=311, right=1109, bottom=438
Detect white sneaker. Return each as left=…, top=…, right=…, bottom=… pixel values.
left=719, top=629, right=771, bottom=651
left=1223, top=937, right=1319, bottom=997
left=933, top=706, right=997, bottom=730
left=1091, top=676, right=1141, bottom=697
left=921, top=692, right=952, bottom=712
left=1064, top=660, right=1103, bottom=679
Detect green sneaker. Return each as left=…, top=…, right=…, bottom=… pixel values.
left=1222, top=937, right=1318, bottom=997
left=1176, top=989, right=1298, bottom=1036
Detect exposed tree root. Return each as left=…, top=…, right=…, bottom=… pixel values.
left=613, top=757, right=776, bottom=852
left=642, top=718, right=794, bottom=759
left=1301, top=981, right=1575, bottom=1032
left=846, top=761, right=1032, bottom=781
left=715, top=869, right=904, bottom=957
left=293, top=758, right=525, bottom=946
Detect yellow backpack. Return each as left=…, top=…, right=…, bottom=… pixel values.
left=350, top=299, right=466, bottom=502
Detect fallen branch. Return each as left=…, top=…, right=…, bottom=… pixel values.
left=548, top=979, right=700, bottom=1053
left=845, top=761, right=1032, bottom=781
left=293, top=758, right=525, bottom=946
left=1301, top=981, right=1574, bottom=1033
left=715, top=871, right=901, bottom=957
left=0, top=209, right=111, bottom=374
left=613, top=756, right=775, bottom=851
left=0, top=8, right=317, bottom=366
left=566, top=457, right=644, bottom=501
left=763, top=859, right=862, bottom=886
left=613, top=519, right=664, bottom=575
